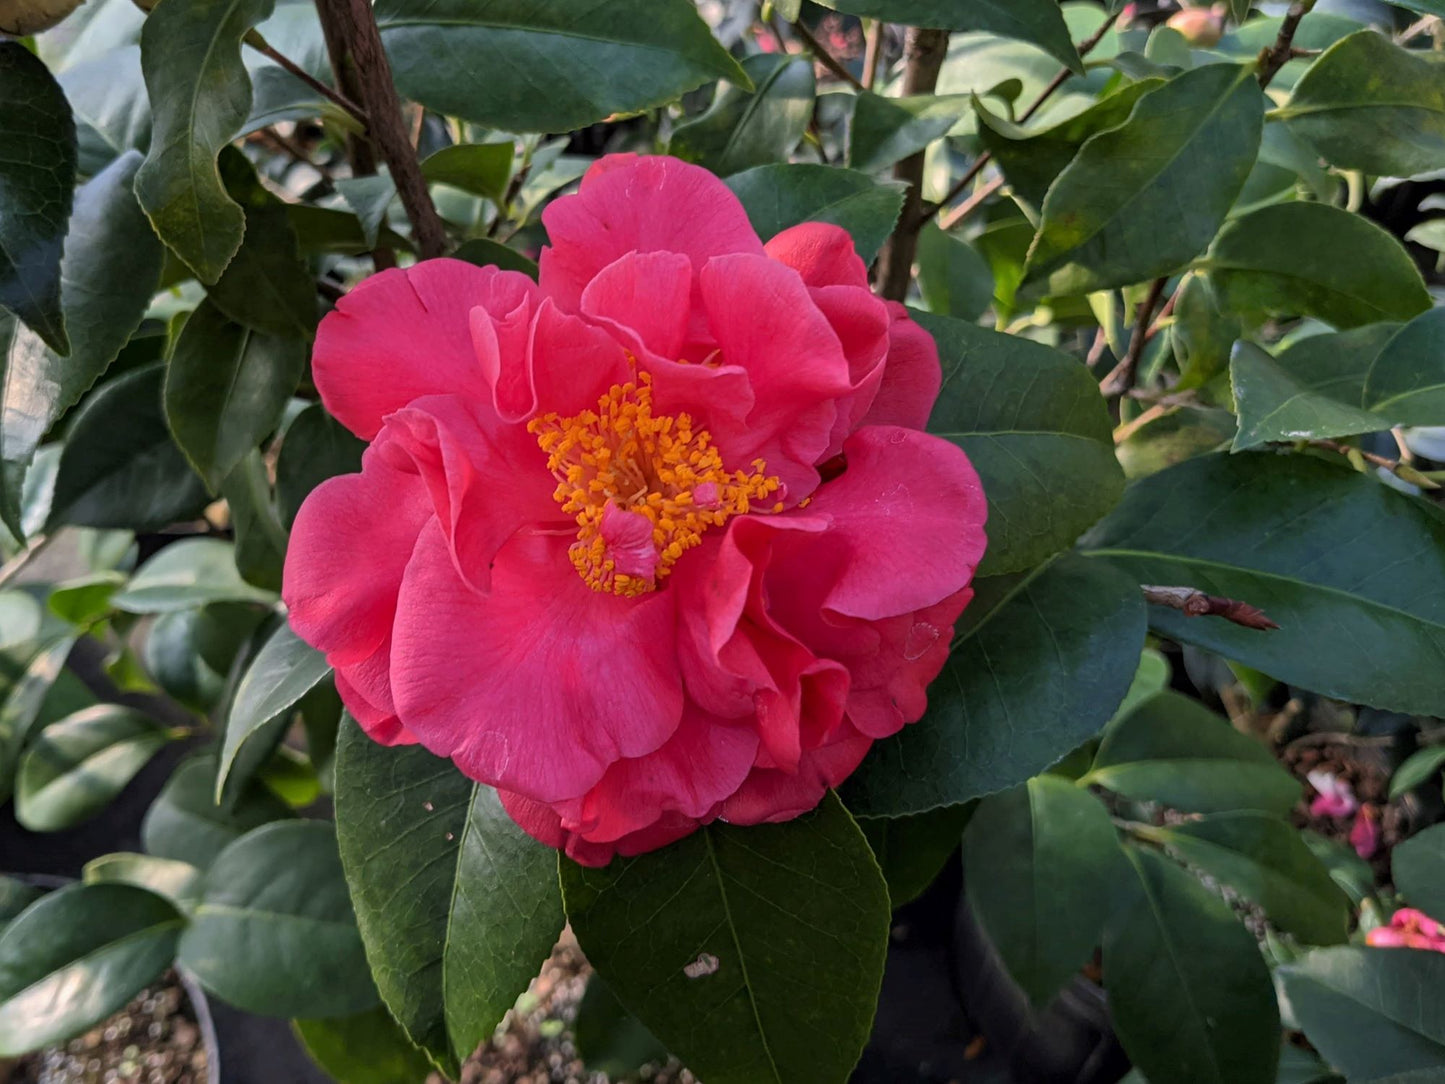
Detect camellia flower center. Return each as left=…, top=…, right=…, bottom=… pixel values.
left=528, top=372, right=781, bottom=597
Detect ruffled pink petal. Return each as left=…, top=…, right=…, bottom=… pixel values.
left=539, top=154, right=765, bottom=314
left=765, top=221, right=868, bottom=288
left=719, top=725, right=873, bottom=825
left=313, top=260, right=519, bottom=440
left=335, top=652, right=416, bottom=746
left=282, top=459, right=432, bottom=667
left=369, top=394, right=560, bottom=594
left=499, top=789, right=701, bottom=867
left=579, top=250, right=693, bottom=363
left=860, top=302, right=943, bottom=431
left=390, top=522, right=684, bottom=804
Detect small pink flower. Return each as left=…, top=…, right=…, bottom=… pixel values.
left=1307, top=770, right=1358, bottom=819
left=283, top=154, right=987, bottom=865
left=1349, top=803, right=1381, bottom=859
left=1367, top=907, right=1445, bottom=953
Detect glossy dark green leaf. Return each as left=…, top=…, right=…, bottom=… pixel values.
left=135, top=0, right=276, bottom=283
left=672, top=54, right=815, bottom=176
left=1279, top=947, right=1445, bottom=1080
left=1022, top=63, right=1262, bottom=298
left=1105, top=846, right=1279, bottom=1084
left=83, top=852, right=203, bottom=912
left=334, top=171, right=395, bottom=251
left=916, top=225, right=995, bottom=321
left=221, top=450, right=288, bottom=592
left=421, top=142, right=513, bottom=204
left=1229, top=325, right=1401, bottom=450
left=178, top=820, right=377, bottom=1017
left=1280, top=31, right=1445, bottom=178
left=219, top=623, right=329, bottom=799
left=142, top=754, right=291, bottom=870
left=0, top=878, right=42, bottom=933
left=335, top=724, right=565, bottom=1073
left=964, top=777, right=1125, bottom=1005
left=1204, top=202, right=1430, bottom=329
left=0, top=636, right=77, bottom=803
left=848, top=92, right=971, bottom=174
left=574, top=976, right=670, bottom=1079
left=143, top=610, right=228, bottom=713
left=45, top=364, right=210, bottom=531
left=0, top=42, right=75, bottom=355
left=14, top=705, right=170, bottom=832
left=1085, top=691, right=1299, bottom=815
left=858, top=803, right=973, bottom=908
left=726, top=163, right=906, bottom=263
left=275, top=402, right=365, bottom=529
left=0, top=151, right=163, bottom=537
left=56, top=46, right=150, bottom=176
left=562, top=792, right=889, bottom=1084
left=294, top=1004, right=437, bottom=1084
left=843, top=554, right=1146, bottom=816
left=1081, top=453, right=1445, bottom=715
left=1142, top=812, right=1349, bottom=944
left=1362, top=308, right=1445, bottom=428
left=1393, top=824, right=1445, bottom=919
left=1391, top=746, right=1445, bottom=800
left=0, top=883, right=182, bottom=1057
left=47, top=571, right=126, bottom=625
left=112, top=538, right=275, bottom=613
left=816, top=0, right=1082, bottom=72
left=974, top=78, right=1161, bottom=208
left=918, top=310, right=1123, bottom=575
left=165, top=300, right=305, bottom=491
left=376, top=0, right=747, bottom=132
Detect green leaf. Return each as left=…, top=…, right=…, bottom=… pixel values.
left=14, top=705, right=170, bottom=832
left=842, top=553, right=1147, bottom=816
left=47, top=571, right=126, bottom=625
left=0, top=42, right=75, bottom=355
left=848, top=92, right=972, bottom=174
left=1278, top=30, right=1445, bottom=179
left=1391, top=746, right=1445, bottom=800
left=294, top=1005, right=437, bottom=1084
left=1279, top=947, right=1445, bottom=1080
left=1086, top=690, right=1299, bottom=815
left=858, top=803, right=974, bottom=908
left=221, top=450, right=288, bottom=591
left=1142, top=812, right=1349, bottom=944
left=974, top=78, right=1162, bottom=208
left=134, top=0, right=276, bottom=283
left=574, top=976, right=670, bottom=1079
left=726, top=163, right=906, bottom=263
left=219, top=623, right=330, bottom=800
left=1171, top=271, right=1241, bottom=391
left=334, top=723, right=565, bottom=1073
left=112, top=538, right=275, bottom=613
left=0, top=883, right=183, bottom=1057
left=45, top=363, right=211, bottom=531
left=963, top=777, right=1125, bottom=1005
left=57, top=46, right=151, bottom=177
left=143, top=610, right=227, bottom=713
left=1363, top=308, right=1445, bottom=428
left=1229, top=325, right=1402, bottom=450
left=816, top=0, right=1082, bottom=73
left=1105, top=846, right=1280, bottom=1084
left=142, top=754, right=291, bottom=870
left=1204, top=202, right=1430, bottom=329
left=918, top=310, right=1124, bottom=575
left=672, top=53, right=815, bottom=177
left=1109, top=647, right=1171, bottom=726
left=1393, top=824, right=1445, bottom=919
left=421, top=142, right=513, bottom=205
left=83, top=852, right=203, bottom=912
left=376, top=0, right=747, bottom=132
left=275, top=402, right=365, bottom=529
left=1022, top=63, right=1262, bottom=298
left=178, top=820, right=377, bottom=1017
left=1081, top=453, right=1445, bottom=716
left=0, top=879, right=42, bottom=935
left=0, top=150, right=163, bottom=538
left=165, top=300, right=305, bottom=490
left=451, top=237, right=540, bottom=280
left=205, top=150, right=318, bottom=340
left=561, top=792, right=889, bottom=1084
left=0, top=636, right=78, bottom=804
left=334, top=171, right=395, bottom=251
left=916, top=224, right=995, bottom=321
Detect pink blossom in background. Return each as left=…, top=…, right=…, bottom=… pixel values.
left=1366, top=908, right=1445, bottom=953
left=1306, top=769, right=1359, bottom=819
left=1349, top=803, right=1381, bottom=859
left=283, top=154, right=987, bottom=865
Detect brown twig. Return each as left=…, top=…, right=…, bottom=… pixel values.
left=863, top=19, right=885, bottom=91
left=1141, top=585, right=1280, bottom=631
left=925, top=10, right=1121, bottom=230
left=245, top=32, right=368, bottom=126
left=313, top=0, right=449, bottom=260
left=875, top=27, right=949, bottom=301
left=791, top=19, right=865, bottom=91
left=1307, top=438, right=1441, bottom=489
left=1100, top=276, right=1167, bottom=398
left=1256, top=0, right=1317, bottom=90
left=937, top=175, right=1003, bottom=232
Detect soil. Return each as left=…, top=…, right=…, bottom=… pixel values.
left=428, top=937, right=697, bottom=1084
left=7, top=973, right=209, bottom=1084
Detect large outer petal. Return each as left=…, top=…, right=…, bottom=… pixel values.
left=313, top=260, right=537, bottom=440
left=859, top=301, right=942, bottom=431
left=390, top=523, right=685, bottom=804
left=539, top=154, right=765, bottom=314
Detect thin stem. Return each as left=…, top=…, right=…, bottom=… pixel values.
left=1256, top=0, right=1317, bottom=90
left=1398, top=14, right=1438, bottom=43
left=937, top=174, right=1003, bottom=232
left=1100, top=276, right=1168, bottom=398
left=863, top=19, right=884, bottom=91
left=1140, top=585, right=1279, bottom=631
left=244, top=32, right=368, bottom=126
left=791, top=19, right=865, bottom=91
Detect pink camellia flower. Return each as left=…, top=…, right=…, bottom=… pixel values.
left=1306, top=769, right=1359, bottom=819
left=1349, top=803, right=1381, bottom=859
left=1366, top=908, right=1445, bottom=953
left=283, top=154, right=987, bottom=865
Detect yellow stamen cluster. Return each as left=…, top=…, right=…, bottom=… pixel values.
left=528, top=373, right=781, bottom=596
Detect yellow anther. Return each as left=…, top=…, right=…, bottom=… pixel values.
left=528, top=373, right=781, bottom=596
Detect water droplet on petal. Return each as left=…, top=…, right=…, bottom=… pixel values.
left=903, top=622, right=940, bottom=661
